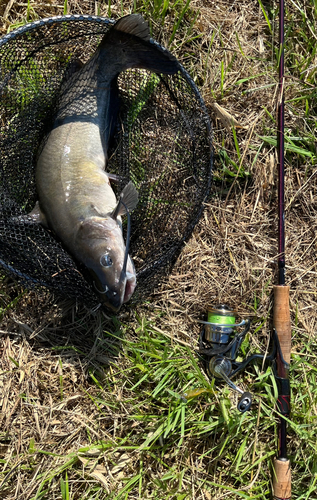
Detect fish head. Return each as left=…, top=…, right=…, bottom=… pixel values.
left=76, top=217, right=136, bottom=312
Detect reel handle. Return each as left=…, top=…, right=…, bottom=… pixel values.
left=209, top=357, right=252, bottom=413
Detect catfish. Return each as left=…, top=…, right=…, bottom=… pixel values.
left=33, top=14, right=178, bottom=311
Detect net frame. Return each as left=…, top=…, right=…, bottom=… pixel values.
left=0, top=15, right=213, bottom=307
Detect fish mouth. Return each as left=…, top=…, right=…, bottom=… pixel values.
left=123, top=271, right=136, bottom=303
left=102, top=288, right=122, bottom=312
left=90, top=264, right=136, bottom=311
left=91, top=278, right=121, bottom=312
left=93, top=276, right=135, bottom=312
left=105, top=298, right=121, bottom=313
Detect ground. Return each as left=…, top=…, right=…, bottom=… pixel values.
left=0, top=1, right=316, bottom=499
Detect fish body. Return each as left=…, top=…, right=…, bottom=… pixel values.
left=35, top=14, right=178, bottom=311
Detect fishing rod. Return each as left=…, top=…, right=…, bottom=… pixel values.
left=272, top=0, right=292, bottom=497
left=196, top=1, right=291, bottom=497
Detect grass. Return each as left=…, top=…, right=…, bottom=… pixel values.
left=1, top=311, right=316, bottom=498
left=0, top=0, right=317, bottom=499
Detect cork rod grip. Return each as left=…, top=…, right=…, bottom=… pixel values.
left=273, top=285, right=291, bottom=364
left=273, top=284, right=291, bottom=499
left=273, top=458, right=291, bottom=499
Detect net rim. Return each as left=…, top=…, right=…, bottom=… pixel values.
left=0, top=14, right=114, bottom=48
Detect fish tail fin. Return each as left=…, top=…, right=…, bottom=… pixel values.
left=101, top=14, right=179, bottom=75
left=113, top=14, right=151, bottom=41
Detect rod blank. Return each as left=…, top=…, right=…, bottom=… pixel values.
left=272, top=0, right=292, bottom=498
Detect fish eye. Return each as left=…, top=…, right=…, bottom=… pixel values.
left=100, top=253, right=113, bottom=268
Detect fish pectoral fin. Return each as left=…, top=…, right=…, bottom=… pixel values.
left=120, top=181, right=139, bottom=213
left=111, top=181, right=139, bottom=219
left=10, top=201, right=48, bottom=227
left=106, top=172, right=121, bottom=184
left=28, top=201, right=48, bottom=226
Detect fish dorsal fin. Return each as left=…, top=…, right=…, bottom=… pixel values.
left=111, top=181, right=139, bottom=219
left=114, top=14, right=150, bottom=42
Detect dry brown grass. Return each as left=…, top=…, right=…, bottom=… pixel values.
left=0, top=0, right=316, bottom=499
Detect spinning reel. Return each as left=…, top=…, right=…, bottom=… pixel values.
left=198, top=304, right=279, bottom=412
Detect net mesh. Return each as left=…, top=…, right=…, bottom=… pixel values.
left=0, top=15, right=213, bottom=307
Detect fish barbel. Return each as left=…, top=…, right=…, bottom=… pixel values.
left=33, top=14, right=179, bottom=311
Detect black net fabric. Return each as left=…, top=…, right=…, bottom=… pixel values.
left=0, top=15, right=213, bottom=307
